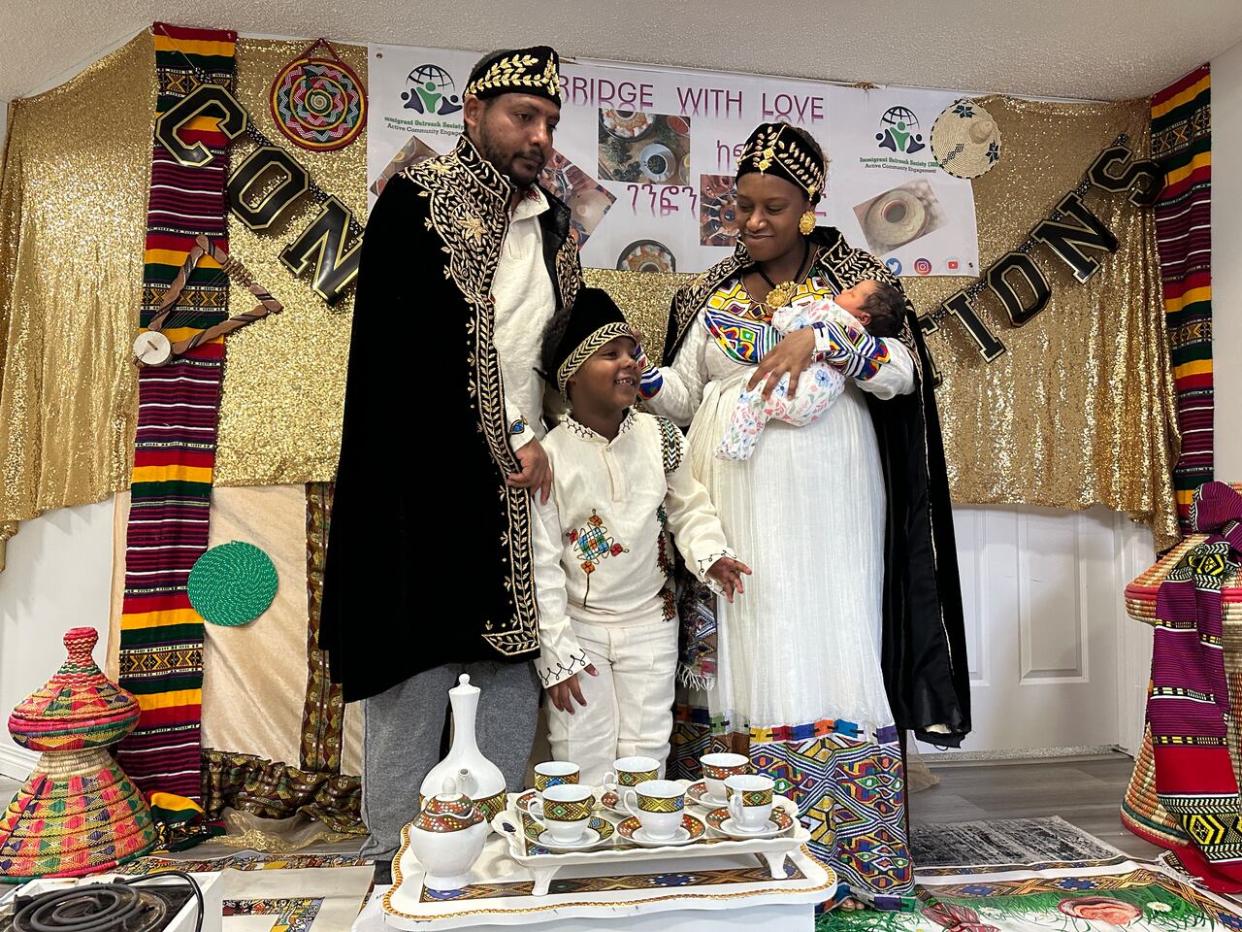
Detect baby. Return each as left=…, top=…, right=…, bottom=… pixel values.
left=718, top=279, right=906, bottom=461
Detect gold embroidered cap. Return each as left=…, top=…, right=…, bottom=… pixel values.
left=553, top=288, right=635, bottom=395
left=464, top=46, right=562, bottom=105
left=736, top=122, right=826, bottom=202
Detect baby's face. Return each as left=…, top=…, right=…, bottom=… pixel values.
left=834, top=280, right=879, bottom=315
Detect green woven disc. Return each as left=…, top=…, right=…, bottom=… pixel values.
left=187, top=541, right=278, bottom=627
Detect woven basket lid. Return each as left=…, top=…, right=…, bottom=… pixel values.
left=0, top=751, right=157, bottom=880
left=1124, top=484, right=1242, bottom=624
left=931, top=99, right=1002, bottom=180
left=8, top=628, right=140, bottom=751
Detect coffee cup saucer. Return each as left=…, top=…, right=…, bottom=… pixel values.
left=686, top=780, right=727, bottom=809
left=616, top=812, right=706, bottom=847
left=703, top=805, right=795, bottom=839
left=524, top=814, right=614, bottom=852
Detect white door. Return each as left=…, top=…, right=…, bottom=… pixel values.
left=916, top=504, right=1156, bottom=758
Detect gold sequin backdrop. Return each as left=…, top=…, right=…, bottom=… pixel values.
left=0, top=34, right=153, bottom=529
left=904, top=95, right=1180, bottom=548
left=0, top=36, right=1179, bottom=547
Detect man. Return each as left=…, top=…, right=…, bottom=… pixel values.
left=319, top=45, right=581, bottom=871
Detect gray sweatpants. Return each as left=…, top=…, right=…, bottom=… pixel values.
left=359, top=661, right=540, bottom=862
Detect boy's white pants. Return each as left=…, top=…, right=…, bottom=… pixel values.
left=545, top=617, right=679, bottom=786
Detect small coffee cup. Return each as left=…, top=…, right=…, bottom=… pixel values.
left=623, top=779, right=685, bottom=841
left=529, top=783, right=595, bottom=844
left=725, top=774, right=774, bottom=833
left=604, top=755, right=660, bottom=792
left=701, top=752, right=749, bottom=802
left=533, top=760, right=580, bottom=795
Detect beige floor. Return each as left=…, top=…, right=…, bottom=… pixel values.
left=0, top=752, right=1164, bottom=862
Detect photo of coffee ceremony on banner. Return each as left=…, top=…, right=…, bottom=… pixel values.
left=1, top=1, right=1241, bottom=930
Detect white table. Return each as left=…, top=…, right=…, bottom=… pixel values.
left=368, top=827, right=836, bottom=931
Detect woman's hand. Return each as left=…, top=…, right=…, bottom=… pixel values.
left=546, top=664, right=599, bottom=714
left=746, top=327, right=816, bottom=400
left=706, top=557, right=752, bottom=603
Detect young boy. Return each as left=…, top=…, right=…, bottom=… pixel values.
left=533, top=288, right=750, bottom=785
left=718, top=278, right=906, bottom=460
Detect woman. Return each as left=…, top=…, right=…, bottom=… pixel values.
left=640, top=122, right=969, bottom=902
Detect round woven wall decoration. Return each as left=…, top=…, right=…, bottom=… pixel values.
left=269, top=38, right=367, bottom=152
left=188, top=541, right=278, bottom=627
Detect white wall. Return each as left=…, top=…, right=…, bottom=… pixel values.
left=1213, top=42, right=1242, bottom=481
left=0, top=501, right=115, bottom=778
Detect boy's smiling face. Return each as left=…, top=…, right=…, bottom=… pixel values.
left=567, top=336, right=640, bottom=411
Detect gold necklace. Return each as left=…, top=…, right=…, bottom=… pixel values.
left=746, top=242, right=813, bottom=319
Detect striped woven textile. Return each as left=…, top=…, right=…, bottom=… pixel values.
left=1152, top=65, right=1213, bottom=531
left=115, top=23, right=237, bottom=806
left=1144, top=482, right=1242, bottom=893
left=1121, top=485, right=1242, bottom=858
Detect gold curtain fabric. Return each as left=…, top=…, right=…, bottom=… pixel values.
left=0, top=34, right=153, bottom=524
left=902, top=95, right=1180, bottom=548
left=0, top=41, right=1179, bottom=545
left=212, top=39, right=366, bottom=488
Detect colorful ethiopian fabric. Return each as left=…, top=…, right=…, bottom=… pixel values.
left=116, top=23, right=237, bottom=809
left=1122, top=724, right=1192, bottom=851
left=671, top=705, right=912, bottom=905
left=1152, top=66, right=1213, bottom=530
left=701, top=275, right=836, bottom=365
left=1146, top=482, right=1242, bottom=892
left=817, top=857, right=1242, bottom=932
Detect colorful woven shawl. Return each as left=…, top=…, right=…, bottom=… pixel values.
left=1152, top=66, right=1213, bottom=530
left=1149, top=481, right=1242, bottom=892
left=115, top=23, right=236, bottom=830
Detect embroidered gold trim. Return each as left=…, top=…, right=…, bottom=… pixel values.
left=556, top=322, right=635, bottom=393
left=465, top=54, right=561, bottom=99
left=555, top=230, right=583, bottom=316
left=655, top=416, right=685, bottom=474
left=738, top=124, right=825, bottom=200
left=407, top=137, right=539, bottom=656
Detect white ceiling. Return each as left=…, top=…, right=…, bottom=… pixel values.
left=3, top=0, right=1242, bottom=103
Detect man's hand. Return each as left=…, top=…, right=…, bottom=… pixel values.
left=547, top=664, right=599, bottom=714
left=507, top=438, right=553, bottom=503
left=706, top=556, right=752, bottom=603
left=745, top=327, right=816, bottom=400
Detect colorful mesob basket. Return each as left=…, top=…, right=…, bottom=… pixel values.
left=0, top=628, right=157, bottom=881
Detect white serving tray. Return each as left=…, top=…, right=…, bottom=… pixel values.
left=491, top=800, right=807, bottom=896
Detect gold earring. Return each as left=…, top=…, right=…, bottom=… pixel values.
left=798, top=210, right=816, bottom=236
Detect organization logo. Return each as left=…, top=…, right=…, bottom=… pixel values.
left=876, top=106, right=926, bottom=154
left=401, top=64, right=463, bottom=116
left=945, top=256, right=961, bottom=272
left=885, top=257, right=903, bottom=276
left=913, top=257, right=933, bottom=276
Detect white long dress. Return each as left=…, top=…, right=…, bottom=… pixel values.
left=645, top=274, right=917, bottom=901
